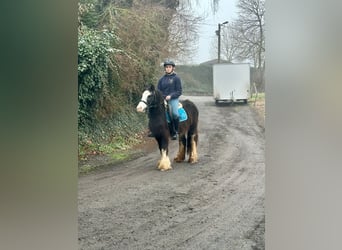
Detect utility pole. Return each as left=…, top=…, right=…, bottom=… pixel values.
left=216, top=21, right=228, bottom=63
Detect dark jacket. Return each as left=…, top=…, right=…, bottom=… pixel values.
left=157, top=72, right=182, bottom=99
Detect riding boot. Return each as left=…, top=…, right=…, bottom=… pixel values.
left=168, top=122, right=175, bottom=138
left=171, top=118, right=179, bottom=140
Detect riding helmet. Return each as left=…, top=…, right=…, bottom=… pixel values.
left=163, top=60, right=175, bottom=67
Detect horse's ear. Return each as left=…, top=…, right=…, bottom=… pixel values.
left=148, top=84, right=155, bottom=92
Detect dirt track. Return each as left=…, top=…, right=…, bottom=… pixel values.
left=78, top=96, right=265, bottom=250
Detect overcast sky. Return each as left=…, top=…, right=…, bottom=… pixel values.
left=191, top=0, right=237, bottom=64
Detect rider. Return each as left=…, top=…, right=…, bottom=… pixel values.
left=157, top=59, right=182, bottom=140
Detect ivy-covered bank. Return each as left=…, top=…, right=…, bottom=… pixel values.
left=78, top=1, right=177, bottom=161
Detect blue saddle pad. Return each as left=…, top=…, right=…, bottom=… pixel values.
left=166, top=107, right=188, bottom=123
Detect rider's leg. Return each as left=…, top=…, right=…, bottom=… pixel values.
left=169, top=99, right=179, bottom=140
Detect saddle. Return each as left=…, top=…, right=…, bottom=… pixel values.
left=165, top=102, right=188, bottom=123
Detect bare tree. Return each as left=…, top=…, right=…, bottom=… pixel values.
left=219, top=23, right=241, bottom=63
left=233, top=0, right=265, bottom=68
left=168, top=4, right=204, bottom=62
left=169, top=0, right=222, bottom=63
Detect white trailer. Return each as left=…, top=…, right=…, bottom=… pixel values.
left=213, top=63, right=250, bottom=104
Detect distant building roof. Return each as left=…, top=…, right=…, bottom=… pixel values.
left=199, top=59, right=231, bottom=65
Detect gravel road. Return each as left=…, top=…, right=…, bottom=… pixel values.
left=78, top=95, right=265, bottom=250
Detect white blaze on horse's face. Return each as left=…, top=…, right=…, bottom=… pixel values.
left=136, top=90, right=152, bottom=113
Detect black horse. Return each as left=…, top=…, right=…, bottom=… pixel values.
left=136, top=84, right=199, bottom=171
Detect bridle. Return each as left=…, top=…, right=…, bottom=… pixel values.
left=139, top=90, right=159, bottom=109
left=139, top=99, right=148, bottom=105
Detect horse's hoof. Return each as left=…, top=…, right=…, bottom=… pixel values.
left=188, top=158, right=198, bottom=164
left=174, top=157, right=184, bottom=163
left=159, top=166, right=172, bottom=171
left=157, top=161, right=172, bottom=171
left=157, top=153, right=172, bottom=171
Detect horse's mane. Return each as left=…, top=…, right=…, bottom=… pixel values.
left=147, top=85, right=165, bottom=116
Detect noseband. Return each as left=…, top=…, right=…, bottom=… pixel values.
left=139, top=99, right=148, bottom=105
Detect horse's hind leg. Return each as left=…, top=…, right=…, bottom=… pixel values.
left=188, top=133, right=198, bottom=163
left=174, top=134, right=186, bottom=162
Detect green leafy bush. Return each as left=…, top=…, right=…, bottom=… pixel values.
left=78, top=26, right=116, bottom=127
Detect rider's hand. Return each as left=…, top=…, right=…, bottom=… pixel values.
left=165, top=95, right=171, bottom=101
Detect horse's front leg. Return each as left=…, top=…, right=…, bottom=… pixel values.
left=174, top=134, right=186, bottom=162
left=156, top=137, right=172, bottom=171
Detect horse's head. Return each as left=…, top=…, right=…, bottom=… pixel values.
left=136, top=84, right=156, bottom=113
